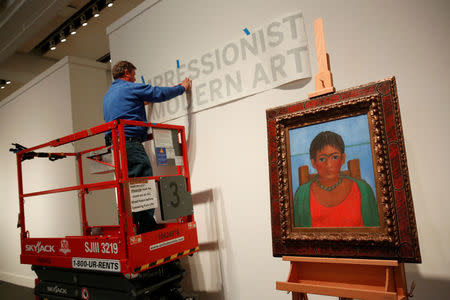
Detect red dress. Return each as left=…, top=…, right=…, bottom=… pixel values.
left=310, top=182, right=363, bottom=227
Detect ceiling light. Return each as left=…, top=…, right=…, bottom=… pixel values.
left=6, top=80, right=11, bottom=84
left=50, top=40, right=56, bottom=51
left=59, top=32, right=66, bottom=43
left=93, top=5, right=100, bottom=18
left=70, top=24, right=76, bottom=35
left=107, top=0, right=114, bottom=8
left=81, top=15, right=88, bottom=26
left=1, top=86, right=5, bottom=89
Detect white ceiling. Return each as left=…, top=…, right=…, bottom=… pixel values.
left=0, top=0, right=144, bottom=102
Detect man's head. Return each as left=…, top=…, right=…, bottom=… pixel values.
left=112, top=61, right=136, bottom=82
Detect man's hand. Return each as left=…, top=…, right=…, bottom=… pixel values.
left=180, top=77, right=192, bottom=92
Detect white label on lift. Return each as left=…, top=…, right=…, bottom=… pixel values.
left=175, top=156, right=184, bottom=166
left=129, top=180, right=159, bottom=212
left=72, top=258, right=120, bottom=272
left=153, top=129, right=174, bottom=148
left=149, top=236, right=185, bottom=251
left=166, top=148, right=175, bottom=159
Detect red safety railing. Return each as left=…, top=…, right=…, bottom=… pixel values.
left=15, top=119, right=198, bottom=275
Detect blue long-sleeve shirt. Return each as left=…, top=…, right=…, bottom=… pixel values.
left=103, top=79, right=185, bottom=139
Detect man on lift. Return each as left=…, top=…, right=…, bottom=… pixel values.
left=103, top=60, right=192, bottom=234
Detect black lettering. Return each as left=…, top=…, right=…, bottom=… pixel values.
left=267, top=21, right=284, bottom=47
left=225, top=71, right=242, bottom=96
left=222, top=42, right=239, bottom=66
left=187, top=59, right=200, bottom=79
left=164, top=70, right=175, bottom=86
left=241, top=34, right=259, bottom=60
left=201, top=53, right=214, bottom=75
left=282, top=13, right=303, bottom=39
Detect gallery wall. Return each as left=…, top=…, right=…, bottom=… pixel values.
left=107, top=0, right=450, bottom=299
left=0, top=57, right=110, bottom=286
left=68, top=60, right=116, bottom=226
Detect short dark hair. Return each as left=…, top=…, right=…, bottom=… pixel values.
left=112, top=61, right=136, bottom=79
left=309, top=131, right=345, bottom=160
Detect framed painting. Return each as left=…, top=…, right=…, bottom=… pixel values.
left=266, top=77, right=421, bottom=262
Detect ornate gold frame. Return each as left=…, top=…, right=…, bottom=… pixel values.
left=266, top=77, right=420, bottom=262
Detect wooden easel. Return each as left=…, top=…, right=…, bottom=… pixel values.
left=277, top=256, right=409, bottom=300
left=281, top=18, right=410, bottom=300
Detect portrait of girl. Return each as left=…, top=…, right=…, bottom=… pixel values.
left=289, top=115, right=379, bottom=228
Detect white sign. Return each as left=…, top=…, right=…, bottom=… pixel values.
left=166, top=148, right=175, bottom=159
left=153, top=129, right=174, bottom=148
left=147, top=11, right=311, bottom=123
left=129, top=180, right=159, bottom=212
left=72, top=258, right=121, bottom=272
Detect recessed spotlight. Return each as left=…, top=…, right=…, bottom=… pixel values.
left=107, top=0, right=114, bottom=8
left=1, top=86, right=5, bottom=89
left=6, top=80, right=11, bottom=84
left=93, top=5, right=100, bottom=18
left=50, top=41, right=56, bottom=51
left=81, top=15, right=88, bottom=26
left=70, top=24, right=76, bottom=35
left=60, top=32, right=66, bottom=43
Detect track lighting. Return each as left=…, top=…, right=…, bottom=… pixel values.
left=37, top=0, right=115, bottom=54
left=93, top=5, right=100, bottom=18
left=81, top=15, right=88, bottom=26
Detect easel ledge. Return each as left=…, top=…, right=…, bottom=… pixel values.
left=277, top=256, right=408, bottom=300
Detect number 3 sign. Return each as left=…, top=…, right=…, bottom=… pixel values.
left=159, top=176, right=193, bottom=220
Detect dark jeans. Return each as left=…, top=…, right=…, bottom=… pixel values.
left=125, top=140, right=157, bottom=234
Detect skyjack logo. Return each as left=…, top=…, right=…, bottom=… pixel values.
left=25, top=242, right=55, bottom=253
left=47, top=285, right=68, bottom=295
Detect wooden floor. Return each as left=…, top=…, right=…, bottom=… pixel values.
left=0, top=280, right=34, bottom=299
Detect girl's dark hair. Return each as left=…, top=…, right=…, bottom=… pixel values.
left=309, top=131, right=345, bottom=160
left=112, top=61, right=136, bottom=79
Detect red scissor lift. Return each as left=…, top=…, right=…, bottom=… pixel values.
left=14, top=120, right=199, bottom=300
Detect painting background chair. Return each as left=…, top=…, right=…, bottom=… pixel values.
left=298, top=159, right=361, bottom=185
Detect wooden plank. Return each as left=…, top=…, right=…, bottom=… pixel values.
left=277, top=281, right=397, bottom=300
left=385, top=267, right=395, bottom=292
left=394, top=263, right=409, bottom=299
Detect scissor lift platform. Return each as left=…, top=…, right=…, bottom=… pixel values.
left=13, top=120, right=199, bottom=300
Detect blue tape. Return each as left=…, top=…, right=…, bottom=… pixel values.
left=243, top=28, right=250, bottom=35
left=141, top=75, right=145, bottom=84
left=176, top=59, right=180, bottom=68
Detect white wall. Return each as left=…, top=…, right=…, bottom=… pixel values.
left=0, top=57, right=111, bottom=287
left=68, top=58, right=116, bottom=226
left=0, top=58, right=77, bottom=286
left=107, top=0, right=450, bottom=299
